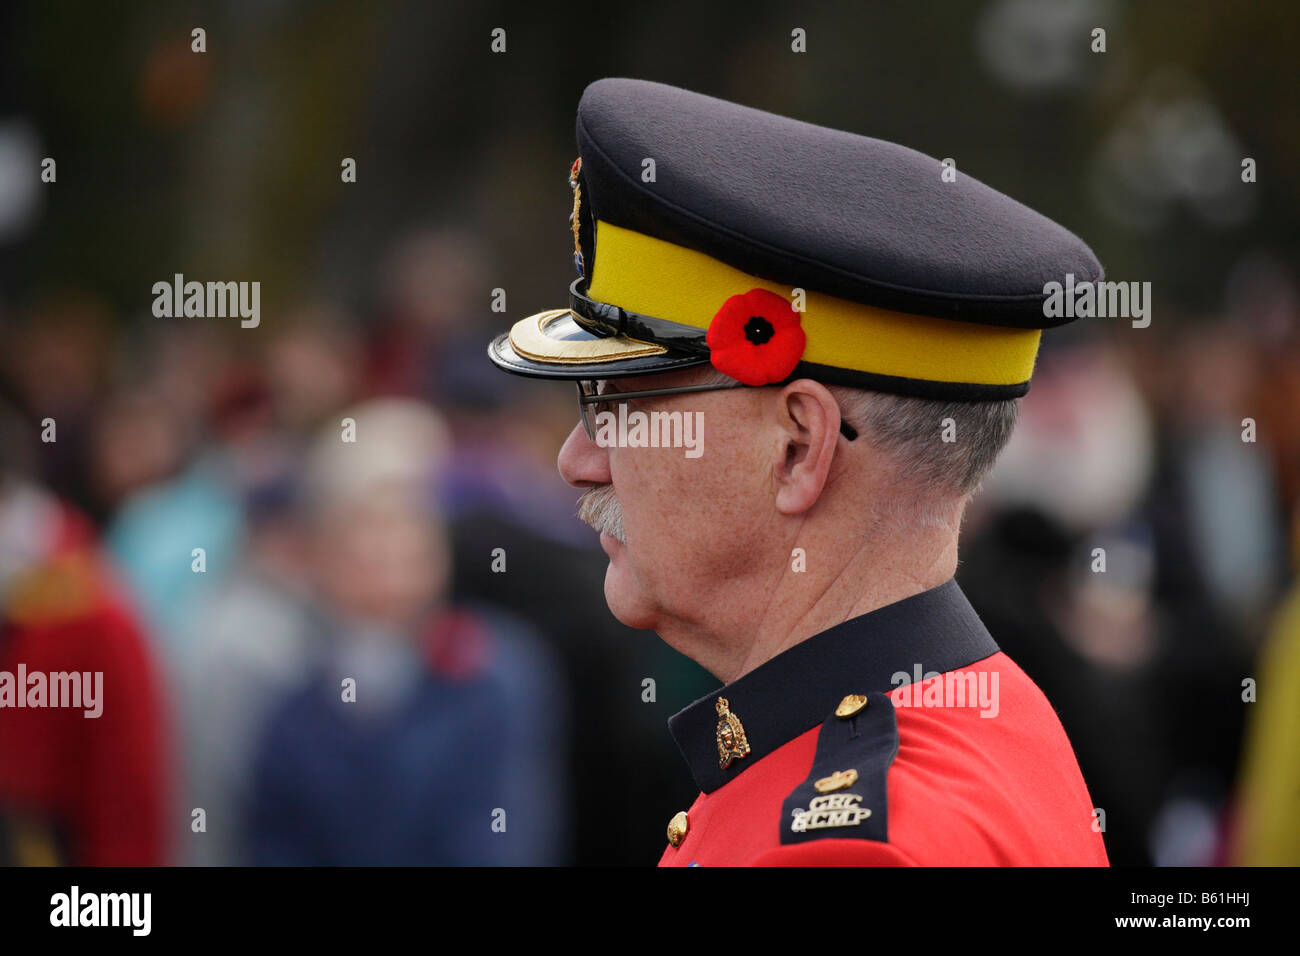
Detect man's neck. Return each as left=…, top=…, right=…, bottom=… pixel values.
left=664, top=518, right=960, bottom=684
left=734, top=537, right=957, bottom=682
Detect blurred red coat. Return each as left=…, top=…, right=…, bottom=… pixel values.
left=0, top=497, right=169, bottom=866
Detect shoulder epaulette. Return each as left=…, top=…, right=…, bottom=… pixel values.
left=780, top=691, right=898, bottom=845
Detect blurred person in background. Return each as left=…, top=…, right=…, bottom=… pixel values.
left=264, top=307, right=363, bottom=438
left=1234, top=508, right=1300, bottom=865
left=1163, top=323, right=1288, bottom=631
left=1228, top=266, right=1300, bottom=865
left=963, top=335, right=1255, bottom=865
left=363, top=229, right=490, bottom=401
left=95, top=327, right=245, bottom=657
left=180, top=463, right=315, bottom=866
left=0, top=297, right=112, bottom=520
left=0, top=393, right=171, bottom=865
left=177, top=310, right=361, bottom=865
left=244, top=399, right=566, bottom=865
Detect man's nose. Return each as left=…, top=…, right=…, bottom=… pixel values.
left=557, top=420, right=611, bottom=488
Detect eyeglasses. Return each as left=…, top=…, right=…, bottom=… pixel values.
left=576, top=380, right=858, bottom=442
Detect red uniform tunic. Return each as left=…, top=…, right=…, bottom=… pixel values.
left=658, top=580, right=1108, bottom=866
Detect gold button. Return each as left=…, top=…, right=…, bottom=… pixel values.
left=814, top=768, right=859, bottom=793
left=667, top=811, right=689, bottom=848
left=835, top=694, right=869, bottom=718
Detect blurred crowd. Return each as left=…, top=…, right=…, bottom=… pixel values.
left=1, top=229, right=1296, bottom=867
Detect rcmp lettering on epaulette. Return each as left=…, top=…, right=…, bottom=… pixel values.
left=780, top=691, right=898, bottom=845
left=790, top=793, right=873, bottom=832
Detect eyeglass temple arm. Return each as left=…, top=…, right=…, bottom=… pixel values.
left=577, top=381, right=857, bottom=440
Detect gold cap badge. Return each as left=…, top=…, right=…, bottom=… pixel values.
left=715, top=697, right=752, bottom=769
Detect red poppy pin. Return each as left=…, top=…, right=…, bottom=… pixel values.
left=706, top=288, right=806, bottom=386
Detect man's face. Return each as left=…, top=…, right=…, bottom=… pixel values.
left=557, top=368, right=776, bottom=632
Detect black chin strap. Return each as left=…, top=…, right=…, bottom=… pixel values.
left=568, top=278, right=712, bottom=356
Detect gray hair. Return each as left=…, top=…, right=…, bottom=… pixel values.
left=690, top=367, right=1018, bottom=518
left=831, top=387, right=1019, bottom=499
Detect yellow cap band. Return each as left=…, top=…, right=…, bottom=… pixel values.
left=587, top=221, right=1041, bottom=387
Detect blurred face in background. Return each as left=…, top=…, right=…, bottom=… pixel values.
left=93, top=391, right=187, bottom=507
left=312, top=492, right=449, bottom=634
left=266, top=317, right=360, bottom=432
left=302, top=399, right=453, bottom=638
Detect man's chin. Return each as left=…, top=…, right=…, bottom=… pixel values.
left=602, top=558, right=657, bottom=630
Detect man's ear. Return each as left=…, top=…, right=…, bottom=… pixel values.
left=772, top=379, right=843, bottom=515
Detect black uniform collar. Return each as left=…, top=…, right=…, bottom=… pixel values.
left=667, top=578, right=999, bottom=794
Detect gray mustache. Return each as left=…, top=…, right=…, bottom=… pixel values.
left=578, top=485, right=626, bottom=544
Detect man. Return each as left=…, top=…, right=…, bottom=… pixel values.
left=487, top=78, right=1108, bottom=866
